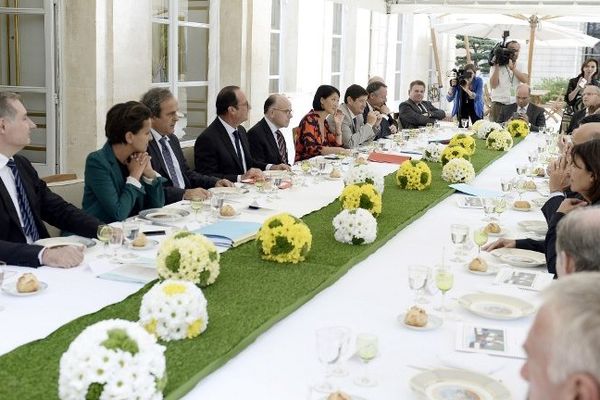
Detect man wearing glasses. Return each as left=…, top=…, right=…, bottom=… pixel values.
left=248, top=94, right=293, bottom=165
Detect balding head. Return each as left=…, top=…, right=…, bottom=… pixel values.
left=556, top=206, right=600, bottom=276
left=367, top=76, right=385, bottom=85
left=572, top=122, right=600, bottom=145
left=264, top=94, right=292, bottom=129
left=582, top=85, right=600, bottom=108
left=516, top=84, right=531, bottom=108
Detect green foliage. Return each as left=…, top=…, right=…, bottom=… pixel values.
left=271, top=236, right=294, bottom=255
left=100, top=329, right=139, bottom=355
left=536, top=77, right=568, bottom=103
left=85, top=383, right=104, bottom=400
left=455, top=35, right=496, bottom=74
left=165, top=249, right=181, bottom=272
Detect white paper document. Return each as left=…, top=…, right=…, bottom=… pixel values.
left=494, top=267, right=555, bottom=291
left=456, top=323, right=526, bottom=359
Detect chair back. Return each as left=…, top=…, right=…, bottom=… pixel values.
left=42, top=173, right=77, bottom=184
left=182, top=145, right=195, bottom=170
left=292, top=127, right=300, bottom=143
left=44, top=176, right=84, bottom=237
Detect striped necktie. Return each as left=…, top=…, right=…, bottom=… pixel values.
left=7, top=159, right=40, bottom=241
left=275, top=130, right=288, bottom=164
left=159, top=136, right=182, bottom=189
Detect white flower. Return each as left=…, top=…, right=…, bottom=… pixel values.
left=441, top=158, right=476, bottom=183
left=332, top=209, right=377, bottom=245
left=472, top=120, right=503, bottom=139
left=423, top=143, right=445, bottom=163
left=139, top=280, right=209, bottom=342
left=59, top=319, right=166, bottom=400
left=343, top=164, right=384, bottom=193
left=486, top=129, right=514, bottom=151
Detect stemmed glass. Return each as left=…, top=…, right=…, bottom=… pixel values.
left=121, top=221, right=140, bottom=260
left=315, top=327, right=347, bottom=393
left=500, top=177, right=513, bottom=199
left=354, top=333, right=378, bottom=387
left=210, top=194, right=224, bottom=221
left=449, top=224, right=469, bottom=263
left=494, top=197, right=507, bottom=221
left=473, top=227, right=489, bottom=255
left=528, top=150, right=539, bottom=171
left=96, top=225, right=113, bottom=258
left=434, top=266, right=454, bottom=316
left=318, top=159, right=327, bottom=179
left=309, top=162, right=320, bottom=184
left=108, top=227, right=124, bottom=259
left=190, top=197, right=204, bottom=223
left=408, top=265, right=430, bottom=304
left=460, top=118, right=469, bottom=129
left=482, top=197, right=496, bottom=221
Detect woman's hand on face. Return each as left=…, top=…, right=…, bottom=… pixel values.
left=333, top=108, right=344, bottom=126
left=548, top=156, right=570, bottom=193
left=127, top=152, right=146, bottom=181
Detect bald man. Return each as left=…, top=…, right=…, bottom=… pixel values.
left=498, top=84, right=546, bottom=132
left=556, top=207, right=600, bottom=277
left=567, top=85, right=600, bottom=134
left=247, top=94, right=293, bottom=165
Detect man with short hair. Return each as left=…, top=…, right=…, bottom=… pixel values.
left=328, top=84, right=377, bottom=148
left=489, top=40, right=528, bottom=122
left=141, top=88, right=233, bottom=205
left=522, top=272, right=600, bottom=400
left=555, top=207, right=600, bottom=277
left=365, top=81, right=397, bottom=139
left=0, top=92, right=102, bottom=268
left=194, top=86, right=289, bottom=183
left=498, top=84, right=546, bottom=132
left=398, top=80, right=446, bottom=129
left=247, top=94, right=292, bottom=165
left=567, top=85, right=600, bottom=134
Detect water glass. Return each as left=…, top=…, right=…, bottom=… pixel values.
left=123, top=221, right=140, bottom=246
left=516, top=164, right=528, bottom=176
left=191, top=197, right=204, bottom=222
left=96, top=225, right=113, bottom=258
left=500, top=177, right=513, bottom=197
left=314, top=327, right=349, bottom=392
left=108, top=228, right=124, bottom=259
left=461, top=118, right=469, bottom=129
left=210, top=194, right=224, bottom=220
left=450, top=224, right=469, bottom=262
left=354, top=333, right=378, bottom=387
left=408, top=265, right=429, bottom=304
left=482, top=197, right=496, bottom=221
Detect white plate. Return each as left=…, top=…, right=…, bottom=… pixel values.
left=518, top=220, right=548, bottom=235
left=531, top=197, right=547, bottom=208
left=34, top=236, right=96, bottom=249
left=458, top=293, right=535, bottom=320
left=398, top=313, right=443, bottom=331
left=490, top=248, right=545, bottom=268
left=483, top=224, right=505, bottom=237
left=139, top=208, right=190, bottom=222
left=126, top=239, right=159, bottom=251
left=318, top=396, right=366, bottom=400
left=511, top=202, right=534, bottom=212
left=2, top=281, right=48, bottom=296
left=410, top=368, right=511, bottom=400
left=467, top=264, right=500, bottom=276
left=456, top=196, right=483, bottom=209
left=325, top=175, right=343, bottom=181
left=208, top=186, right=247, bottom=196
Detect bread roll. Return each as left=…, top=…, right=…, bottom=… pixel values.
left=484, top=222, right=501, bottom=234
left=523, top=180, right=537, bottom=190
left=404, top=306, right=428, bottom=327
left=514, top=200, right=531, bottom=209
left=327, top=391, right=351, bottom=400
left=329, top=168, right=342, bottom=178
left=131, top=232, right=148, bottom=247
left=469, top=257, right=488, bottom=272
left=220, top=204, right=236, bottom=217
left=17, top=273, right=39, bottom=293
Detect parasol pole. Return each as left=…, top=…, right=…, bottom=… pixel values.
left=464, top=35, right=472, bottom=64
left=429, top=16, right=443, bottom=88
left=527, top=15, right=539, bottom=85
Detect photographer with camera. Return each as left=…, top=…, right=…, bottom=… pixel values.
left=446, top=63, right=483, bottom=126
left=489, top=39, right=528, bottom=122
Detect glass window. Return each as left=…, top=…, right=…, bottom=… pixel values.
left=270, top=32, right=280, bottom=77
left=178, top=0, right=209, bottom=24
left=152, top=23, right=169, bottom=83
left=4, top=0, right=43, bottom=8
left=0, top=14, right=45, bottom=87
left=177, top=86, right=208, bottom=141
left=269, top=79, right=279, bottom=94
left=394, top=15, right=404, bottom=101
left=331, top=3, right=343, bottom=87
left=152, top=0, right=169, bottom=19
left=19, top=92, right=47, bottom=164
left=332, top=74, right=340, bottom=90
left=269, top=0, right=282, bottom=93
left=178, top=26, right=209, bottom=82
left=332, top=3, right=342, bottom=36
left=271, top=0, right=281, bottom=30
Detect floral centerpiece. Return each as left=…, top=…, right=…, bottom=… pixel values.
left=332, top=208, right=377, bottom=245
left=256, top=213, right=312, bottom=264
left=448, top=133, right=476, bottom=155
left=343, top=164, right=384, bottom=193
left=59, top=319, right=167, bottom=400
left=507, top=119, right=530, bottom=137
left=156, top=231, right=220, bottom=287
left=339, top=183, right=382, bottom=217
left=471, top=120, right=503, bottom=139
left=441, top=145, right=470, bottom=166
left=396, top=160, right=432, bottom=191
left=441, top=158, right=476, bottom=183
left=423, top=142, right=445, bottom=163
left=486, top=129, right=514, bottom=151
left=140, top=280, right=208, bottom=342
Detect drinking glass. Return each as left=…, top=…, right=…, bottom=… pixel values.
left=300, top=160, right=311, bottom=174
left=473, top=227, right=489, bottom=255
left=96, top=225, right=113, bottom=258
left=426, top=122, right=433, bottom=134
left=0, top=261, right=6, bottom=311
left=272, top=177, right=283, bottom=199
left=515, top=179, right=527, bottom=200
left=108, top=228, right=124, bottom=259
left=434, top=267, right=454, bottom=314
left=315, top=327, right=347, bottom=392
left=528, top=150, right=539, bottom=168
left=408, top=265, right=429, bottom=304
left=210, top=194, right=224, bottom=221
left=449, top=224, right=469, bottom=263
left=318, top=159, right=327, bottom=176
left=460, top=118, right=469, bottom=129
left=310, top=163, right=320, bottom=184
left=482, top=197, right=496, bottom=221
left=354, top=333, right=378, bottom=387
left=123, top=221, right=140, bottom=246
left=500, top=177, right=513, bottom=198
left=494, top=197, right=507, bottom=220
left=516, top=164, right=528, bottom=177
left=190, top=197, right=204, bottom=222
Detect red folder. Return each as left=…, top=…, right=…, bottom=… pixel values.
left=367, top=152, right=411, bottom=164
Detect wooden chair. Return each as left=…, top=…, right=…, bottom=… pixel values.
left=182, top=145, right=195, bottom=170
left=42, top=173, right=77, bottom=184
left=43, top=175, right=85, bottom=237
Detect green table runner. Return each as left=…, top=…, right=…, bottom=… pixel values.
left=0, top=139, right=518, bottom=399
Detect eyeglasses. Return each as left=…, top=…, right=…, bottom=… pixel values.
left=272, top=108, right=293, bottom=115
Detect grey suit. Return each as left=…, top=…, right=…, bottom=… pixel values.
left=327, top=103, right=375, bottom=149
left=398, top=99, right=445, bottom=129
left=498, top=103, right=546, bottom=132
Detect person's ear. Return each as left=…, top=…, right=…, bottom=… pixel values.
left=565, top=373, right=600, bottom=400
left=125, top=131, right=134, bottom=144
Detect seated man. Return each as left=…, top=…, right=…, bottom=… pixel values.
left=522, top=272, right=600, bottom=400
left=0, top=92, right=101, bottom=268
left=567, top=84, right=600, bottom=134
left=141, top=88, right=233, bottom=205
left=247, top=94, right=292, bottom=165
left=498, top=84, right=546, bottom=132
left=365, top=80, right=397, bottom=139
left=555, top=207, right=600, bottom=277
left=398, top=80, right=446, bottom=129
left=194, top=86, right=289, bottom=183
left=327, top=84, right=378, bottom=149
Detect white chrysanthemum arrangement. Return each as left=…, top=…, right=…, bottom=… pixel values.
left=140, top=280, right=209, bottom=342
left=472, top=120, right=503, bottom=139
left=423, top=143, right=445, bottom=163
left=58, top=319, right=167, bottom=400
left=441, top=158, right=476, bottom=183
left=332, top=208, right=377, bottom=245
left=343, top=164, right=385, bottom=193
left=486, top=129, right=514, bottom=151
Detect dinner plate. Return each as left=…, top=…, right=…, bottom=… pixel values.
left=126, top=239, right=158, bottom=251
left=410, top=368, right=511, bottom=400
left=511, top=202, right=534, bottom=212
left=318, top=395, right=366, bottom=400
left=325, top=175, right=343, bottom=181
left=456, top=196, right=483, bottom=209
left=518, top=220, right=547, bottom=235
left=2, top=281, right=48, bottom=296
left=208, top=187, right=246, bottom=196
left=398, top=313, right=443, bottom=331
left=531, top=197, right=547, bottom=208
left=263, top=170, right=290, bottom=178
left=458, top=293, right=535, bottom=320
left=467, top=264, right=500, bottom=276
left=139, top=208, right=190, bottom=222
left=490, top=248, right=545, bottom=268
left=34, top=236, right=96, bottom=249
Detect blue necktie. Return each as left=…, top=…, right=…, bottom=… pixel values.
left=232, top=130, right=246, bottom=172
left=159, top=136, right=182, bottom=189
left=7, top=159, right=40, bottom=241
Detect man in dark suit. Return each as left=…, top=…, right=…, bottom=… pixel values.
left=248, top=94, right=292, bottom=165
left=0, top=92, right=101, bottom=268
left=398, top=80, right=446, bottom=129
left=364, top=80, right=397, bottom=139
left=141, top=88, right=233, bottom=205
left=194, top=86, right=289, bottom=182
left=566, top=85, right=600, bottom=134
left=498, top=84, right=546, bottom=132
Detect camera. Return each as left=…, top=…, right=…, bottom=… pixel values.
left=448, top=68, right=473, bottom=87
left=488, top=30, right=517, bottom=66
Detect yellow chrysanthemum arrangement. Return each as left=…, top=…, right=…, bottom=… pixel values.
left=507, top=119, right=530, bottom=137
left=157, top=231, right=220, bottom=287
left=486, top=129, right=514, bottom=151
left=441, top=145, right=471, bottom=166
left=256, top=213, right=312, bottom=264
left=339, top=183, right=382, bottom=217
left=396, top=160, right=432, bottom=191
left=448, top=133, right=476, bottom=155
left=139, top=279, right=208, bottom=341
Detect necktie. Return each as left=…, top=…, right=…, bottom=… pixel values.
left=352, top=116, right=358, bottom=132
left=232, top=130, right=246, bottom=172
left=7, top=159, right=40, bottom=241
left=275, top=130, right=288, bottom=164
left=159, top=136, right=182, bottom=189
left=519, top=107, right=526, bottom=115
left=418, top=103, right=427, bottom=114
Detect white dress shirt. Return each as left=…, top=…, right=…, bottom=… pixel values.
left=218, top=117, right=248, bottom=181
left=151, top=129, right=186, bottom=189
left=0, top=153, right=30, bottom=242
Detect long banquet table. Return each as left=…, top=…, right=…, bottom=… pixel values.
left=0, top=133, right=548, bottom=399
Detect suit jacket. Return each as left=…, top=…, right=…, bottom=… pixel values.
left=363, top=103, right=394, bottom=140
left=567, top=108, right=587, bottom=134
left=83, top=142, right=166, bottom=223
left=194, top=118, right=267, bottom=182
left=147, top=134, right=218, bottom=205
left=327, top=103, right=375, bottom=148
left=498, top=103, right=546, bottom=132
left=247, top=117, right=288, bottom=165
left=398, top=99, right=445, bottom=129
left=0, top=155, right=101, bottom=267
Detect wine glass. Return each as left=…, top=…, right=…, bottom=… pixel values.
left=434, top=266, right=454, bottom=315
left=354, top=333, right=378, bottom=387
left=482, top=197, right=496, bottom=222
left=300, top=160, right=311, bottom=174
left=314, top=327, right=346, bottom=392
left=408, top=265, right=429, bottom=304
left=460, top=118, right=469, bottom=129
left=494, top=197, right=507, bottom=220
left=96, top=225, right=113, bottom=258
left=473, top=227, right=489, bottom=255
left=190, top=197, right=204, bottom=223
left=516, top=164, right=528, bottom=177
left=528, top=150, right=539, bottom=170
left=449, top=224, right=469, bottom=263
left=309, top=163, right=320, bottom=184
left=500, top=177, right=513, bottom=199
left=108, top=227, right=124, bottom=259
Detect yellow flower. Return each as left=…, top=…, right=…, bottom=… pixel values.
left=256, top=213, right=312, bottom=264
left=162, top=282, right=187, bottom=296
left=144, top=319, right=157, bottom=335
left=507, top=119, right=530, bottom=138
left=186, top=319, right=204, bottom=339
left=448, top=133, right=476, bottom=155
left=339, top=183, right=382, bottom=216
left=396, top=160, right=432, bottom=191
left=486, top=129, right=513, bottom=151
left=441, top=145, right=470, bottom=165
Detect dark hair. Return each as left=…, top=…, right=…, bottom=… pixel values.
left=571, top=139, right=600, bottom=203
left=216, top=85, right=240, bottom=116
left=506, top=40, right=520, bottom=48
left=366, top=81, right=387, bottom=95
left=263, top=94, right=278, bottom=114
left=464, top=63, right=477, bottom=74
left=140, top=87, right=174, bottom=118
left=0, top=91, right=22, bottom=119
left=409, top=80, right=426, bottom=91
left=312, top=85, right=340, bottom=111
left=105, top=101, right=151, bottom=145
left=344, top=84, right=368, bottom=103
left=579, top=59, right=599, bottom=81
left=581, top=114, right=600, bottom=125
